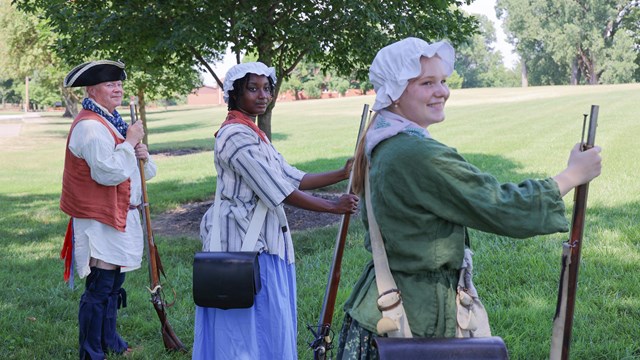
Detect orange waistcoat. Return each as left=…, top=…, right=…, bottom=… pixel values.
left=59, top=109, right=131, bottom=232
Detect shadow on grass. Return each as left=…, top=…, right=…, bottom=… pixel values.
left=0, top=193, right=67, bottom=247
left=271, top=132, right=289, bottom=141
left=47, top=120, right=73, bottom=126
left=462, top=152, right=546, bottom=182
left=149, top=122, right=210, bottom=135
left=37, top=130, right=70, bottom=139
left=149, top=132, right=289, bottom=156
left=293, top=156, right=351, bottom=173
left=0, top=175, right=217, bottom=247
left=150, top=138, right=214, bottom=155
left=146, top=106, right=219, bottom=115
left=143, top=175, right=217, bottom=212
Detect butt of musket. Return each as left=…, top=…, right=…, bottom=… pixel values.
left=308, top=323, right=333, bottom=360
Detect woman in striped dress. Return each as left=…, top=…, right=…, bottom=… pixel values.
left=193, top=62, right=359, bottom=360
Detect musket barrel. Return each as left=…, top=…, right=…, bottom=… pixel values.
left=550, top=105, right=598, bottom=360
left=312, top=104, right=370, bottom=360
left=129, top=101, right=187, bottom=352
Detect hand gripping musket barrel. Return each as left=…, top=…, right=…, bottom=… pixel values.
left=309, top=104, right=370, bottom=360
left=549, top=105, right=599, bottom=360
left=129, top=101, right=187, bottom=352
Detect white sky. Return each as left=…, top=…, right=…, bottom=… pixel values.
left=202, top=0, right=518, bottom=85
left=461, top=0, right=518, bottom=69
left=202, top=48, right=238, bottom=87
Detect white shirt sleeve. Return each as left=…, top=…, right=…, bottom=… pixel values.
left=68, top=119, right=138, bottom=186
left=143, top=156, right=158, bottom=180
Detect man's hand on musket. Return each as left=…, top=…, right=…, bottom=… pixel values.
left=135, top=143, right=150, bottom=162
left=125, top=120, right=145, bottom=147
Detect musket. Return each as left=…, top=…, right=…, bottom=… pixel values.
left=309, top=104, right=370, bottom=360
left=129, top=101, right=187, bottom=352
left=549, top=105, right=599, bottom=360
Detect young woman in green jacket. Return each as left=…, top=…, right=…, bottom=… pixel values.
left=336, top=37, right=602, bottom=359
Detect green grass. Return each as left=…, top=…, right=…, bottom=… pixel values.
left=1, top=83, right=640, bottom=359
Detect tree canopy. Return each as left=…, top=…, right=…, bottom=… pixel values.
left=0, top=0, right=72, bottom=112
left=14, top=0, right=204, bottom=125
left=203, top=0, right=478, bottom=137
left=497, top=0, right=640, bottom=85
left=14, top=0, right=478, bottom=139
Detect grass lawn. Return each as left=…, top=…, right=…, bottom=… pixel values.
left=1, top=83, right=639, bottom=359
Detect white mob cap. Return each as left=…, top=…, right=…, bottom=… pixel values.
left=223, top=62, right=277, bottom=103
left=369, top=37, right=455, bottom=111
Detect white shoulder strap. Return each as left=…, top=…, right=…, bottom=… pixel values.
left=211, top=182, right=268, bottom=252
left=365, top=165, right=412, bottom=338
left=241, top=201, right=268, bottom=252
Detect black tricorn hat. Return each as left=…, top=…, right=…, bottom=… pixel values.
left=63, top=60, right=127, bottom=88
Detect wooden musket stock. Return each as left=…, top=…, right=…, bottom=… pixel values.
left=309, top=104, right=369, bottom=360
left=549, top=105, right=599, bottom=360
left=130, top=102, right=187, bottom=352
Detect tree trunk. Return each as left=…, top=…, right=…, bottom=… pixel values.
left=585, top=57, right=598, bottom=85
left=136, top=87, right=149, bottom=145
left=521, top=61, right=529, bottom=87
left=571, top=57, right=579, bottom=85
left=258, top=81, right=280, bottom=140
left=61, top=87, right=79, bottom=118
left=258, top=106, right=273, bottom=140
left=590, top=62, right=599, bottom=84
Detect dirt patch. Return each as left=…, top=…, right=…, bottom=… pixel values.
left=149, top=146, right=357, bottom=238
left=152, top=192, right=354, bottom=239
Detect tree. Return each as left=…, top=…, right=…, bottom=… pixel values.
left=279, top=60, right=321, bottom=100
left=15, top=0, right=205, bottom=130
left=455, top=13, right=519, bottom=88
left=447, top=70, right=464, bottom=89
left=620, top=2, right=640, bottom=81
left=0, top=78, right=19, bottom=108
left=497, top=0, right=640, bottom=85
left=0, top=0, right=77, bottom=114
left=331, top=77, right=351, bottom=97
left=600, top=30, right=637, bottom=83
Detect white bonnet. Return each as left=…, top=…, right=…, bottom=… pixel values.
left=369, top=37, right=455, bottom=111
left=223, top=62, right=277, bottom=103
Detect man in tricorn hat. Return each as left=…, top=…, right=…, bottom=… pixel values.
left=59, top=60, right=157, bottom=359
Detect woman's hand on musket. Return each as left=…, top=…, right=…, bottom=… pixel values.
left=284, top=191, right=359, bottom=214
left=553, top=143, right=602, bottom=197
left=341, top=157, right=355, bottom=181
left=334, top=194, right=359, bottom=214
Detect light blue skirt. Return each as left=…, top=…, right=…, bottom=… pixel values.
left=192, top=253, right=297, bottom=360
